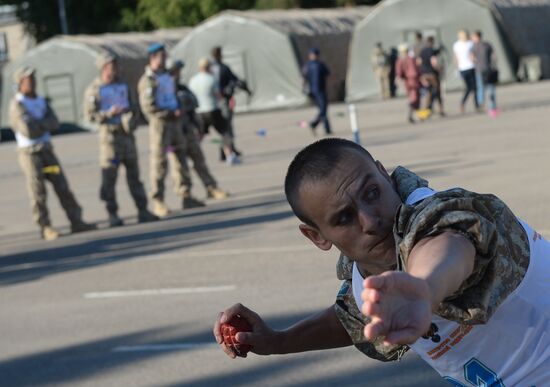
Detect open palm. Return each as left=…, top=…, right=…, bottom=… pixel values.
left=361, top=271, right=432, bottom=345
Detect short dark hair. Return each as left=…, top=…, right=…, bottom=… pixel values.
left=427, top=36, right=435, bottom=44
left=211, top=46, right=222, bottom=57
left=284, top=138, right=375, bottom=228
left=474, top=30, right=482, bottom=39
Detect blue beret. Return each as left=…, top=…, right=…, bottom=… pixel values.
left=148, top=42, right=165, bottom=55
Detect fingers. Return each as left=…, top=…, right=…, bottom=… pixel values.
left=221, top=303, right=261, bottom=327
left=235, top=331, right=253, bottom=345
left=361, top=288, right=381, bottom=305
left=213, top=312, right=237, bottom=359
left=384, top=328, right=419, bottom=346
left=361, top=298, right=380, bottom=317
left=213, top=312, right=223, bottom=344
left=362, top=271, right=394, bottom=291
left=363, top=318, right=386, bottom=341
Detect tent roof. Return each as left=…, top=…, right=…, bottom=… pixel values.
left=217, top=7, right=372, bottom=36
left=49, top=27, right=191, bottom=59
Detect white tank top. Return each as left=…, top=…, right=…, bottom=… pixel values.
left=352, top=188, right=550, bottom=385
left=14, top=93, right=51, bottom=148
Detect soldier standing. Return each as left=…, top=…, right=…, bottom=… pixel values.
left=138, top=43, right=204, bottom=217
left=9, top=67, right=96, bottom=240
left=371, top=42, right=391, bottom=100
left=84, top=53, right=158, bottom=227
left=167, top=59, right=229, bottom=200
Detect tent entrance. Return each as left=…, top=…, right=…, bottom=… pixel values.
left=43, top=74, right=77, bottom=123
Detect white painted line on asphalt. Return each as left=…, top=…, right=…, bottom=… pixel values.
left=83, top=285, right=235, bottom=299
left=112, top=343, right=217, bottom=352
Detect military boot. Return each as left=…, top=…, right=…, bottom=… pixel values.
left=108, top=213, right=124, bottom=227
left=138, top=209, right=159, bottom=223
left=206, top=186, right=229, bottom=200
left=71, top=220, right=97, bottom=234
left=152, top=199, right=170, bottom=218
left=41, top=225, right=59, bottom=241
left=182, top=194, right=205, bottom=209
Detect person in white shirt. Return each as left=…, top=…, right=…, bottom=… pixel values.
left=9, top=67, right=96, bottom=240
left=189, top=58, right=238, bottom=166
left=453, top=30, right=479, bottom=113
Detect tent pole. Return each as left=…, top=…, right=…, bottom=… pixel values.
left=58, top=0, right=69, bottom=35
left=348, top=104, right=361, bottom=145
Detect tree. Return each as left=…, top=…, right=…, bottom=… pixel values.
left=1, top=0, right=139, bottom=42
left=2, top=0, right=381, bottom=42
left=121, top=0, right=257, bottom=30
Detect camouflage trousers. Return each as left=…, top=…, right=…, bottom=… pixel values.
left=99, top=127, right=148, bottom=214
left=18, top=144, right=82, bottom=227
left=148, top=117, right=191, bottom=200
left=170, top=118, right=217, bottom=193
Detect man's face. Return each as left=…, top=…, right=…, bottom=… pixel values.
left=101, top=61, right=117, bottom=83
left=150, top=50, right=166, bottom=70
left=472, top=34, right=480, bottom=43
left=19, top=75, right=36, bottom=95
left=298, top=150, right=402, bottom=273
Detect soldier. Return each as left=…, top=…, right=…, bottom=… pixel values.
left=215, top=138, right=550, bottom=385
left=138, top=43, right=205, bottom=217
left=84, top=53, right=158, bottom=226
left=371, top=42, right=391, bottom=100
left=167, top=59, right=229, bottom=200
left=9, top=67, right=96, bottom=240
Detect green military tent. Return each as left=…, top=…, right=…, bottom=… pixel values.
left=170, top=8, right=371, bottom=112
left=489, top=0, right=550, bottom=80
left=1, top=28, right=190, bottom=130
left=346, top=0, right=516, bottom=101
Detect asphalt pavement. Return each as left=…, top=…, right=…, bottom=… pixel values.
left=1, top=81, right=550, bottom=386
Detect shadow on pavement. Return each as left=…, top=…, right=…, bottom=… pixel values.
left=0, top=193, right=294, bottom=286
left=1, top=310, right=365, bottom=387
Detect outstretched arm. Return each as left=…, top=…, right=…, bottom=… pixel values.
left=361, top=231, right=475, bottom=345
left=214, top=303, right=352, bottom=359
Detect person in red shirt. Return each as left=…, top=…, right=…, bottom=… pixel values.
left=395, top=44, right=421, bottom=123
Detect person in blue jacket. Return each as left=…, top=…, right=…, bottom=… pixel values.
left=302, top=48, right=332, bottom=135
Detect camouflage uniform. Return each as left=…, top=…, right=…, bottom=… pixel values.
left=335, top=166, right=530, bottom=361
left=138, top=66, right=191, bottom=202
left=10, top=94, right=87, bottom=233
left=84, top=77, right=148, bottom=217
left=170, top=83, right=218, bottom=191
left=371, top=46, right=391, bottom=99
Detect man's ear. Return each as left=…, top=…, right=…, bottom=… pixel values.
left=299, top=224, right=332, bottom=251
left=375, top=160, right=391, bottom=181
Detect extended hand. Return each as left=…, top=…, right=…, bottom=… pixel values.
left=361, top=271, right=432, bottom=346
left=213, top=303, right=280, bottom=359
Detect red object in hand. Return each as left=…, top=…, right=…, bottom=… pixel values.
left=221, top=315, right=253, bottom=357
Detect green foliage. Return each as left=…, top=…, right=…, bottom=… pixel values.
left=0, top=0, right=138, bottom=42
left=0, top=0, right=381, bottom=42
left=121, top=0, right=257, bottom=29
left=255, top=0, right=299, bottom=9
